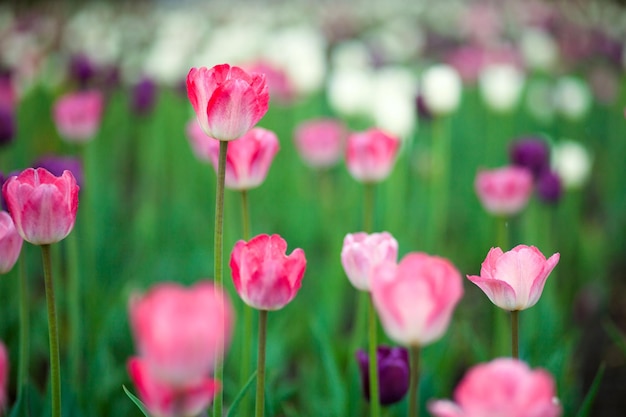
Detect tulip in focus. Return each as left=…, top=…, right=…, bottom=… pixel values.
left=356, top=346, right=409, bottom=406
left=475, top=166, right=533, bottom=216
left=346, top=128, right=400, bottom=183
left=341, top=232, right=398, bottom=291
left=467, top=245, right=560, bottom=311
left=34, top=155, right=84, bottom=190
left=52, top=90, right=103, bottom=143
left=0, top=341, right=7, bottom=413
left=2, top=168, right=79, bottom=245
left=293, top=118, right=346, bottom=169
left=428, top=358, right=562, bottom=417
left=0, top=211, right=23, bottom=274
left=230, top=234, right=306, bottom=311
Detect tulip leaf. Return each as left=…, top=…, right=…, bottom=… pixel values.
left=9, top=383, right=44, bottom=417
left=226, top=370, right=257, bottom=417
left=122, top=385, right=150, bottom=417
left=575, top=362, right=605, bottom=417
left=310, top=318, right=346, bottom=416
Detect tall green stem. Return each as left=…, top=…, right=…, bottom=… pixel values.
left=18, top=253, right=29, bottom=390
left=240, top=189, right=253, bottom=416
left=42, top=244, right=61, bottom=417
left=255, top=310, right=268, bottom=417
left=363, top=183, right=375, bottom=233
left=409, top=346, right=421, bottom=417
left=511, top=310, right=519, bottom=359
left=368, top=296, right=380, bottom=417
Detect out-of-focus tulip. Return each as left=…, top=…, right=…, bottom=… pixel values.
left=0, top=211, right=23, bottom=274
left=420, top=64, right=462, bottom=116
left=509, top=137, right=551, bottom=179
left=186, top=122, right=279, bottom=190
left=131, top=76, right=157, bottom=116
left=186, top=64, right=269, bottom=141
left=428, top=358, right=562, bottom=417
left=230, top=234, right=306, bottom=311
left=536, top=170, right=562, bottom=204
left=371, top=253, right=463, bottom=346
left=467, top=245, right=559, bottom=311
left=68, top=53, right=97, bottom=87
left=475, top=166, right=533, bottom=216
left=478, top=64, right=525, bottom=113
left=341, top=232, right=398, bottom=291
left=346, top=128, right=400, bottom=183
left=0, top=107, right=15, bottom=147
left=552, top=140, right=592, bottom=189
left=356, top=346, right=409, bottom=406
left=129, top=281, right=233, bottom=387
left=293, top=118, right=346, bottom=169
left=520, top=28, right=558, bottom=72
left=2, top=168, right=79, bottom=245
left=0, top=341, right=7, bottom=412
left=554, top=76, right=591, bottom=121
left=52, top=90, right=103, bottom=143
left=33, top=155, right=84, bottom=189
left=246, top=61, right=295, bottom=105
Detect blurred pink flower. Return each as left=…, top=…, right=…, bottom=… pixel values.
left=341, top=232, right=398, bottom=291
left=428, top=358, right=562, bottom=417
left=475, top=166, right=533, bottom=216
left=246, top=61, right=295, bottom=105
left=467, top=245, right=559, bottom=311
left=371, top=253, right=463, bottom=346
left=52, top=90, right=103, bottom=143
left=0, top=211, right=23, bottom=273
left=0, top=341, right=7, bottom=413
left=230, top=234, right=306, bottom=311
left=346, top=128, right=400, bottom=183
left=2, top=168, right=79, bottom=245
left=186, top=123, right=279, bottom=190
left=294, top=118, right=346, bottom=169
left=186, top=64, right=269, bottom=141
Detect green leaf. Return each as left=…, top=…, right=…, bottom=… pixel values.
left=310, top=318, right=346, bottom=416
left=575, top=362, right=606, bottom=417
left=226, top=370, right=258, bottom=417
left=9, top=384, right=44, bottom=417
left=122, top=385, right=151, bottom=417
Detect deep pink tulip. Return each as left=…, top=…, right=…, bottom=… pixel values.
left=2, top=168, right=79, bottom=245
left=0, top=211, right=23, bottom=273
left=186, top=121, right=279, bottom=190
left=341, top=232, right=398, bottom=291
left=128, top=357, right=219, bottom=417
left=475, top=166, right=533, bottom=216
left=467, top=245, right=560, bottom=311
left=52, top=90, right=103, bottom=143
left=346, top=128, right=400, bottom=183
left=428, top=358, right=562, bottom=417
left=129, top=281, right=234, bottom=387
left=294, top=118, right=346, bottom=168
left=230, top=234, right=306, bottom=311
left=371, top=253, right=463, bottom=346
left=186, top=64, right=269, bottom=141
left=0, top=341, right=7, bottom=413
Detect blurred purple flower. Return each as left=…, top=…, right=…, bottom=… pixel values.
left=510, top=137, right=550, bottom=179
left=416, top=94, right=433, bottom=121
left=33, top=155, right=84, bottom=189
left=131, top=77, right=157, bottom=116
left=0, top=107, right=15, bottom=147
left=356, top=345, right=410, bottom=406
left=69, top=54, right=97, bottom=88
left=536, top=170, right=562, bottom=204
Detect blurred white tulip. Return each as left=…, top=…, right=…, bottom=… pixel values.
left=420, top=64, right=462, bottom=116
left=479, top=64, right=525, bottom=113
left=554, top=76, right=592, bottom=120
left=552, top=140, right=592, bottom=189
left=520, top=28, right=558, bottom=72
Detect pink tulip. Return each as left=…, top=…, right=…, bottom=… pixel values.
left=186, top=64, right=269, bottom=141
left=2, top=168, right=79, bottom=245
left=0, top=341, right=7, bottom=413
left=128, top=357, right=219, bottom=417
left=475, top=166, right=533, bottom=216
left=428, top=358, right=562, bottom=417
left=52, top=90, right=103, bottom=143
left=294, top=118, right=346, bottom=168
left=129, top=281, right=234, bottom=387
left=230, top=234, right=306, bottom=311
left=467, top=245, right=559, bottom=311
left=346, top=128, right=400, bottom=183
left=0, top=211, right=23, bottom=273
left=341, top=232, right=398, bottom=291
left=186, top=121, right=280, bottom=190
left=371, top=253, right=463, bottom=346
left=245, top=61, right=295, bottom=105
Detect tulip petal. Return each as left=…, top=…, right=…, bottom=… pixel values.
left=467, top=274, right=518, bottom=310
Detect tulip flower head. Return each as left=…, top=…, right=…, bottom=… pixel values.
left=34, top=155, right=84, bottom=190
left=341, top=232, right=398, bottom=291
left=52, top=90, right=103, bottom=143
left=475, top=166, right=533, bottom=216
left=428, top=358, right=562, bottom=417
left=536, top=170, right=562, bottom=204
left=2, top=168, right=79, bottom=245
left=356, top=346, right=409, bottom=406
left=509, top=137, right=551, bottom=179
left=0, top=211, right=23, bottom=273
left=230, top=234, right=306, bottom=311
left=0, top=341, right=7, bottom=413
left=294, top=118, right=346, bottom=169
left=346, top=128, right=400, bottom=183
left=186, top=64, right=269, bottom=141
left=467, top=245, right=560, bottom=311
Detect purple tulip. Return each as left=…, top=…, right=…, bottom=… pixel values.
left=536, top=170, right=562, bottom=204
left=509, top=137, right=551, bottom=179
left=131, top=77, right=157, bottom=116
left=33, top=155, right=84, bottom=190
left=356, top=346, right=410, bottom=405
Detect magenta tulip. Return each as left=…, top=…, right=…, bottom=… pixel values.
left=0, top=341, right=7, bottom=413
left=2, top=168, right=79, bottom=245
left=346, top=128, right=400, bottom=183
left=294, top=118, right=346, bottom=168
left=371, top=253, right=463, bottom=346
left=467, top=245, right=560, bottom=311
left=341, top=232, right=398, bottom=291
left=0, top=211, right=22, bottom=274
left=230, top=234, right=306, bottom=311
left=475, top=166, right=533, bottom=216
left=428, top=358, right=562, bottom=417
left=186, top=64, right=269, bottom=141
left=52, top=90, right=103, bottom=143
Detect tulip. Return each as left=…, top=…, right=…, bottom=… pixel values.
left=536, top=170, right=562, bottom=204
left=2, top=168, right=79, bottom=245
left=474, top=166, right=533, bottom=216
left=428, top=358, right=562, bottom=417
left=245, top=61, right=295, bottom=105
left=68, top=53, right=97, bottom=87
left=509, top=137, right=551, bottom=179
left=420, top=64, right=462, bottom=116
left=346, top=128, right=400, bottom=183
left=33, top=155, right=84, bottom=190
left=0, top=107, right=15, bottom=147
left=356, top=346, right=409, bottom=406
left=341, top=232, right=398, bottom=291
left=293, top=118, right=346, bottom=169
left=186, top=64, right=269, bottom=141
left=131, top=76, right=157, bottom=116
left=478, top=64, right=525, bottom=113
left=0, top=341, right=7, bottom=412
left=52, top=90, right=103, bottom=143
left=0, top=211, right=23, bottom=274
left=552, top=140, right=592, bottom=189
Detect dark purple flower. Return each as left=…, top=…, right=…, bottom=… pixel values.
left=131, top=77, right=157, bottom=116
left=0, top=107, right=15, bottom=146
left=69, top=53, right=97, bottom=87
left=356, top=345, right=410, bottom=406
left=416, top=94, right=433, bottom=121
left=536, top=170, right=562, bottom=204
left=509, top=137, right=550, bottom=179
left=33, top=155, right=84, bottom=189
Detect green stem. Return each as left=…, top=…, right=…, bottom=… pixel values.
left=240, top=189, right=252, bottom=416
left=18, top=253, right=29, bottom=390
left=255, top=310, right=268, bottom=417
left=364, top=183, right=375, bottom=233
left=511, top=310, right=519, bottom=359
left=408, top=345, right=421, bottom=417
left=368, top=296, right=380, bottom=417
left=42, top=244, right=61, bottom=417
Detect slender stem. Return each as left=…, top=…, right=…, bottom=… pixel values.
left=18, top=253, right=29, bottom=390
left=511, top=310, right=519, bottom=359
left=408, top=346, right=421, bottom=417
left=255, top=310, right=268, bottom=417
left=363, top=183, right=375, bottom=233
left=240, top=189, right=252, bottom=415
left=368, top=296, right=380, bottom=417
left=42, top=244, right=61, bottom=417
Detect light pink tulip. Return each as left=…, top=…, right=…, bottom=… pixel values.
left=475, top=166, right=533, bottom=216
left=186, top=64, right=269, bottom=141
left=346, top=128, right=400, bottom=183
left=371, top=253, right=463, bottom=346
left=128, top=357, right=219, bottom=417
left=428, top=358, right=562, bottom=417
left=129, top=281, right=234, bottom=387
left=0, top=211, right=22, bottom=273
left=52, top=90, right=103, bottom=143
left=341, top=232, right=398, bottom=291
left=186, top=121, right=280, bottom=190
left=2, top=168, right=79, bottom=245
left=467, top=245, right=559, bottom=311
left=0, top=341, right=7, bottom=413
left=230, top=234, right=306, bottom=311
left=294, top=118, right=346, bottom=168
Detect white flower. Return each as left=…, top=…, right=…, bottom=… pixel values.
left=327, top=67, right=374, bottom=117
left=552, top=140, right=592, bottom=189
left=479, top=64, right=525, bottom=113
left=370, top=67, right=417, bottom=138
left=520, top=28, right=558, bottom=71
left=554, top=77, right=592, bottom=120
left=421, top=64, right=462, bottom=116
